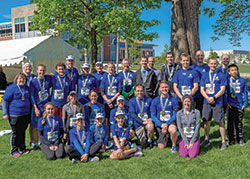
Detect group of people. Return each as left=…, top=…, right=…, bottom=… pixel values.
left=2, top=50, right=248, bottom=163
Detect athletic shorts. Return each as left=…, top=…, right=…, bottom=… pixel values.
left=202, top=103, right=224, bottom=123
left=156, top=122, right=176, bottom=143
left=135, top=125, right=147, bottom=144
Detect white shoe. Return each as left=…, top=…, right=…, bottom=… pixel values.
left=90, top=156, right=99, bottom=162
left=72, top=158, right=80, bottom=164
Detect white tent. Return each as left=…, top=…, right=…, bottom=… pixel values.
left=0, top=36, right=82, bottom=81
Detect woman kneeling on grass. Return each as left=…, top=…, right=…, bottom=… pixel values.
left=66, top=113, right=100, bottom=164
left=38, top=102, right=64, bottom=160
left=176, top=95, right=200, bottom=158
left=110, top=111, right=143, bottom=160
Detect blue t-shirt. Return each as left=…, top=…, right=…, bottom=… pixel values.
left=65, top=67, right=79, bottom=90
left=172, top=68, right=199, bottom=99
left=217, top=66, right=229, bottom=79
left=110, top=107, right=133, bottom=127
left=200, top=71, right=226, bottom=106
left=69, top=127, right=91, bottom=155
left=26, top=73, right=37, bottom=87
left=111, top=123, right=130, bottom=150
left=90, top=124, right=109, bottom=146
left=2, top=83, right=30, bottom=116
left=129, top=96, right=152, bottom=129
left=38, top=115, right=63, bottom=144
left=150, top=95, right=179, bottom=127
left=227, top=76, right=248, bottom=109
left=190, top=64, right=210, bottom=98
left=77, top=74, right=97, bottom=102
left=100, top=74, right=123, bottom=100
left=118, top=70, right=135, bottom=93
left=51, top=73, right=73, bottom=107
left=84, top=102, right=105, bottom=127
left=93, top=71, right=108, bottom=103
left=30, top=75, right=52, bottom=110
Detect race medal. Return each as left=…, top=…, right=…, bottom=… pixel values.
left=21, top=95, right=25, bottom=101
left=38, top=89, right=49, bottom=101
left=231, top=93, right=236, bottom=98
left=160, top=111, right=171, bottom=122
left=81, top=87, right=90, bottom=96
left=205, top=84, right=215, bottom=95
left=70, top=117, right=77, bottom=128
left=183, top=127, right=194, bottom=138
left=47, top=131, right=57, bottom=142
left=54, top=90, right=64, bottom=100
left=123, top=79, right=132, bottom=86
left=138, top=113, right=148, bottom=121
left=181, top=86, right=191, bottom=95
left=108, top=86, right=117, bottom=96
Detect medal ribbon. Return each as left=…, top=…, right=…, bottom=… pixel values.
left=136, top=97, right=144, bottom=114
left=160, top=95, right=169, bottom=112
left=47, top=117, right=55, bottom=131
left=17, top=84, right=25, bottom=99
left=57, top=75, right=65, bottom=90
left=77, top=128, right=85, bottom=148
left=108, top=75, right=115, bottom=88
left=209, top=72, right=217, bottom=87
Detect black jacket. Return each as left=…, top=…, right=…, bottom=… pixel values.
left=133, top=68, right=158, bottom=98
left=160, top=63, right=181, bottom=82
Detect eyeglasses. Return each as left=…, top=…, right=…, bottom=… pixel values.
left=223, top=58, right=229, bottom=60
left=197, top=55, right=204, bottom=57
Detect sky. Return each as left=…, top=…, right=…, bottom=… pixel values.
left=0, top=0, right=250, bottom=56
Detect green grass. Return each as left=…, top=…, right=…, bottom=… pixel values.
left=1, top=108, right=250, bottom=179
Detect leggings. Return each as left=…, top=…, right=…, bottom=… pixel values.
left=66, top=142, right=102, bottom=159
left=41, top=143, right=64, bottom=160
left=179, top=138, right=200, bottom=158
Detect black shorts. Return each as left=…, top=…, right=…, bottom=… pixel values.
left=202, top=103, right=224, bottom=123
left=155, top=122, right=176, bottom=143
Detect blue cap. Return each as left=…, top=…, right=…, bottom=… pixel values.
left=81, top=63, right=90, bottom=69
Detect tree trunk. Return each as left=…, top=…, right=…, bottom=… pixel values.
left=125, top=40, right=129, bottom=59
left=171, top=0, right=201, bottom=64
left=90, top=27, right=98, bottom=74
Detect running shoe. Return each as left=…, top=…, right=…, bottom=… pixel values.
left=201, top=140, right=211, bottom=148
left=89, top=156, right=99, bottom=162
left=11, top=152, right=21, bottom=158
left=221, top=142, right=227, bottom=150
left=171, top=146, right=178, bottom=154
left=239, top=140, right=245, bottom=146
left=145, top=142, right=153, bottom=150
left=31, top=145, right=40, bottom=151
left=228, top=140, right=235, bottom=145
left=133, top=150, right=144, bottom=157
left=20, top=149, right=30, bottom=154
left=72, top=158, right=80, bottom=164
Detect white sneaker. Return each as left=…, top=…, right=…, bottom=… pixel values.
left=90, top=156, right=99, bottom=162
left=72, top=158, right=80, bottom=164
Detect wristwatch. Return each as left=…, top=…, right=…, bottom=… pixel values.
left=213, top=96, right=216, bottom=100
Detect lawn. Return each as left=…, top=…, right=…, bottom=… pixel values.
left=1, top=107, right=250, bottom=179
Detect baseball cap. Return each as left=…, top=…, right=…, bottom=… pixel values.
left=76, top=113, right=84, bottom=120
left=23, top=62, right=32, bottom=68
left=69, top=91, right=77, bottom=96
left=115, top=110, right=125, bottom=117
left=117, top=95, right=125, bottom=101
left=66, top=55, right=75, bottom=60
left=95, top=113, right=104, bottom=119
left=81, top=63, right=90, bottom=69
left=95, top=61, right=103, bottom=66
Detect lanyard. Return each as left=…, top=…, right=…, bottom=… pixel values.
left=82, top=74, right=89, bottom=88
left=27, top=76, right=32, bottom=86
left=136, top=97, right=144, bottom=114
left=17, top=84, right=25, bottom=99
left=123, top=71, right=129, bottom=81
left=37, top=78, right=45, bottom=90
left=108, top=74, right=115, bottom=87
left=141, top=69, right=148, bottom=83
left=57, top=75, right=65, bottom=90
left=47, top=117, right=55, bottom=131
left=68, top=68, right=73, bottom=78
left=96, top=125, right=104, bottom=139
left=76, top=128, right=85, bottom=147
left=70, top=103, right=77, bottom=117
left=209, top=72, right=217, bottom=86
left=166, top=64, right=174, bottom=80
left=160, top=95, right=169, bottom=112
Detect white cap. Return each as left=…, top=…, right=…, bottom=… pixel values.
left=69, top=91, right=77, bottom=96
left=66, top=55, right=75, bottom=60
left=23, top=62, right=32, bottom=68
left=115, top=110, right=125, bottom=117
left=117, top=95, right=125, bottom=101
left=81, top=63, right=90, bottom=69
left=76, top=113, right=84, bottom=120
left=95, top=61, right=103, bottom=66
left=95, top=113, right=104, bottom=119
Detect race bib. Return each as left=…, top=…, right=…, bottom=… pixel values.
left=38, top=89, right=49, bottom=101
left=183, top=127, right=195, bottom=138
left=108, top=86, right=117, bottom=96
left=231, top=83, right=241, bottom=94
left=54, top=90, right=64, bottom=100
left=160, top=111, right=171, bottom=122
left=205, top=84, right=215, bottom=95
left=70, top=117, right=77, bottom=128
left=81, top=87, right=90, bottom=96
left=181, top=86, right=191, bottom=95
left=47, top=131, right=58, bottom=142
left=123, top=79, right=132, bottom=86
left=138, top=113, right=148, bottom=121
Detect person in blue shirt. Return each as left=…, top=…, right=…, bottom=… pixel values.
left=66, top=113, right=101, bottom=163
left=173, top=53, right=199, bottom=107
left=129, top=84, right=154, bottom=149
left=190, top=50, right=210, bottom=116
left=62, top=91, right=85, bottom=144
left=151, top=81, right=179, bottom=153
left=65, top=55, right=79, bottom=91
left=38, top=102, right=64, bottom=160
left=90, top=113, right=109, bottom=153
left=100, top=62, right=123, bottom=122
left=23, top=62, right=37, bottom=87
left=110, top=111, right=143, bottom=160
left=200, top=58, right=227, bottom=150
left=51, top=62, right=73, bottom=118
left=30, top=64, right=52, bottom=150
left=118, top=59, right=135, bottom=101
left=77, top=63, right=98, bottom=105
left=227, top=64, right=248, bottom=146
left=2, top=73, right=31, bottom=157
left=93, top=61, right=108, bottom=104
left=84, top=90, right=105, bottom=127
